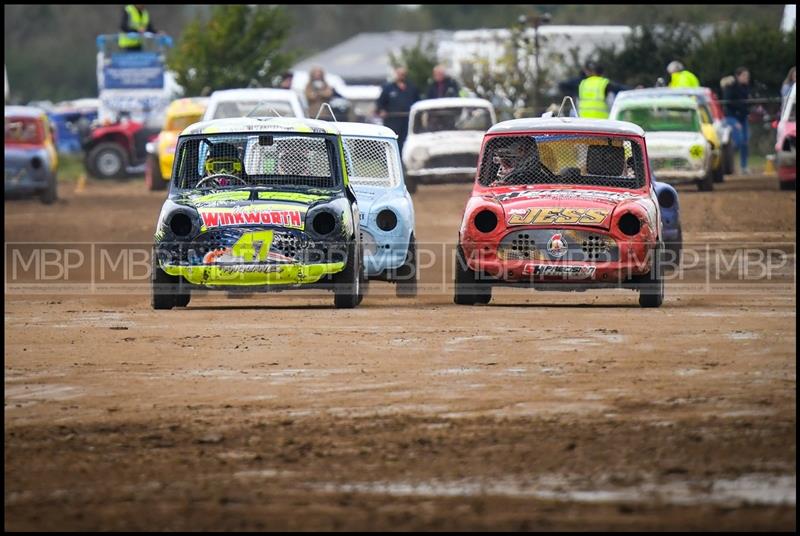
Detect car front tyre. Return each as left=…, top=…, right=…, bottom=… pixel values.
left=395, top=233, right=418, bottom=298
left=152, top=252, right=190, bottom=310
left=637, top=244, right=665, bottom=308
left=334, top=242, right=361, bottom=309
left=40, top=173, right=57, bottom=205
left=698, top=169, right=714, bottom=191
left=145, top=153, right=166, bottom=191
left=454, top=246, right=491, bottom=305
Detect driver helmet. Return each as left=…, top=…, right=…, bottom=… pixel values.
left=205, top=142, right=243, bottom=177
left=493, top=137, right=539, bottom=178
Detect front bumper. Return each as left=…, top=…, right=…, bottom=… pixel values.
left=162, top=261, right=345, bottom=287
left=5, top=168, right=52, bottom=194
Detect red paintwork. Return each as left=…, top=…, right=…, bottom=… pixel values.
left=776, top=120, right=796, bottom=184
left=89, top=120, right=143, bottom=155
left=5, top=117, right=45, bottom=146
left=702, top=88, right=725, bottom=122
left=458, top=129, right=661, bottom=285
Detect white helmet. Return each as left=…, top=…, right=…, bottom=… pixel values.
left=667, top=61, right=684, bottom=74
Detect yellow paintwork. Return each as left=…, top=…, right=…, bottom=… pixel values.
left=698, top=105, right=722, bottom=171
left=156, top=98, right=207, bottom=180
left=41, top=113, right=59, bottom=173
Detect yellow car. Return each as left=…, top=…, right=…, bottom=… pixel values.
left=696, top=102, right=724, bottom=183
left=145, top=97, right=207, bottom=191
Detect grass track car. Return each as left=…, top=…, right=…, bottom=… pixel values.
left=775, top=83, right=796, bottom=191
left=402, top=98, right=496, bottom=193
left=338, top=122, right=417, bottom=296
left=152, top=117, right=363, bottom=309
left=5, top=105, right=58, bottom=204
left=455, top=117, right=665, bottom=308
left=145, top=97, right=208, bottom=191
left=610, top=96, right=715, bottom=191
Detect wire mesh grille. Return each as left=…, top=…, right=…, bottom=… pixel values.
left=478, top=134, right=646, bottom=189
left=342, top=137, right=401, bottom=188
left=174, top=134, right=338, bottom=189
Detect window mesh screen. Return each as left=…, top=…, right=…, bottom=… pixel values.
left=343, top=137, right=401, bottom=188
left=174, top=134, right=337, bottom=189
left=478, top=134, right=646, bottom=189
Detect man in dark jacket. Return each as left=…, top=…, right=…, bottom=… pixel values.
left=723, top=66, right=751, bottom=174
left=376, top=67, right=420, bottom=153
left=425, top=65, right=461, bottom=100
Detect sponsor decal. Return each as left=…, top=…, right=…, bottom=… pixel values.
left=523, top=264, right=597, bottom=279
left=202, top=231, right=295, bottom=265
left=546, top=233, right=568, bottom=258
left=495, top=189, right=639, bottom=204
left=199, top=209, right=303, bottom=229
left=507, top=207, right=609, bottom=226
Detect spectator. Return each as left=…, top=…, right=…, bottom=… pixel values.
left=577, top=61, right=628, bottom=119
left=425, top=65, right=460, bottom=99
left=376, top=67, right=420, bottom=152
left=666, top=60, right=700, bottom=88
left=723, top=66, right=752, bottom=174
left=119, top=4, right=155, bottom=51
left=279, top=71, right=294, bottom=90
left=305, top=67, right=334, bottom=119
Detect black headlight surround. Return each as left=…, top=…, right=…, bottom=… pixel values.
left=168, top=211, right=194, bottom=237
left=618, top=212, right=641, bottom=236
left=657, top=189, right=676, bottom=209
left=376, top=209, right=398, bottom=232
left=474, top=209, right=498, bottom=233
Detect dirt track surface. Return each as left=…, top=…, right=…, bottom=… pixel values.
left=4, top=175, right=797, bottom=530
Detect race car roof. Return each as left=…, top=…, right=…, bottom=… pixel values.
left=411, top=97, right=494, bottom=111
left=4, top=105, right=47, bottom=119
left=334, top=121, right=398, bottom=139
left=487, top=117, right=645, bottom=137
left=180, top=116, right=340, bottom=136
left=615, top=87, right=713, bottom=101
left=612, top=96, right=700, bottom=110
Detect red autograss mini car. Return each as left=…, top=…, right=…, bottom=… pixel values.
left=455, top=118, right=665, bottom=307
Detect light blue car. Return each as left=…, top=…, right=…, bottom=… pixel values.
left=338, top=122, right=417, bottom=297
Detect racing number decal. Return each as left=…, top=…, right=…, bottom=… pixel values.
left=507, top=207, right=609, bottom=226
left=232, top=231, right=274, bottom=262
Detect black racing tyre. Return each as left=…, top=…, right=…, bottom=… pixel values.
left=712, top=159, right=725, bottom=183
left=152, top=252, right=189, bottom=310
left=334, top=241, right=361, bottom=309
left=87, top=142, right=128, bottom=179
left=145, top=153, right=166, bottom=191
left=453, top=246, right=491, bottom=305
left=637, top=244, right=665, bottom=308
left=40, top=173, right=57, bottom=205
left=664, top=227, right=683, bottom=270
left=722, top=142, right=735, bottom=175
left=405, top=175, right=418, bottom=195
left=395, top=233, right=418, bottom=298
left=779, top=180, right=796, bottom=191
left=697, top=170, right=714, bottom=191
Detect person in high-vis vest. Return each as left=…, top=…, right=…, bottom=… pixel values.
left=578, top=62, right=627, bottom=119
left=119, top=4, right=156, bottom=51
left=666, top=61, right=700, bottom=88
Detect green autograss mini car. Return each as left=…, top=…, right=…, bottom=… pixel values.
left=152, top=117, right=364, bottom=309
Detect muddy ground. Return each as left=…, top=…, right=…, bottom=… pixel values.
left=4, top=175, right=796, bottom=530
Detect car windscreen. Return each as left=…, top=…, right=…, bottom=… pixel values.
left=617, top=106, right=701, bottom=133
left=212, top=100, right=296, bottom=119
left=412, top=106, right=493, bottom=134
left=5, top=117, right=44, bottom=144
left=172, top=133, right=341, bottom=191
left=342, top=136, right=401, bottom=188
left=478, top=134, right=646, bottom=189
left=166, top=113, right=203, bottom=132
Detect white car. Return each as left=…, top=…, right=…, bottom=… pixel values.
left=610, top=96, right=714, bottom=191
left=401, top=98, right=496, bottom=193
left=202, top=88, right=306, bottom=121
